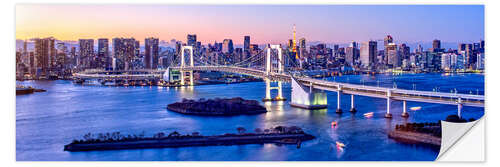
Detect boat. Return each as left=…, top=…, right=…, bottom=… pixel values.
left=363, top=112, right=374, bottom=118
left=410, top=106, right=422, bottom=111
left=336, top=141, right=346, bottom=150
left=331, top=121, right=338, bottom=127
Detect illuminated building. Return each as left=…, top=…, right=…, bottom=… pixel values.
left=145, top=37, right=159, bottom=69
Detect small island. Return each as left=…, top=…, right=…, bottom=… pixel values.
left=64, top=126, right=315, bottom=152
left=167, top=97, right=268, bottom=116
left=388, top=121, right=442, bottom=146
left=388, top=115, right=477, bottom=146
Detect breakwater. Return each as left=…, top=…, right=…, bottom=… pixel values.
left=64, top=126, right=315, bottom=152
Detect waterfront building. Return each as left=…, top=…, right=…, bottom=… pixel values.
left=465, top=43, right=474, bottom=68
left=441, top=53, right=451, bottom=70
left=477, top=53, right=484, bottom=70
left=33, top=38, right=50, bottom=77
left=360, top=41, right=377, bottom=68
left=144, top=37, right=160, bottom=69
left=113, top=37, right=136, bottom=70
left=97, top=38, right=110, bottom=69
left=79, top=39, right=94, bottom=69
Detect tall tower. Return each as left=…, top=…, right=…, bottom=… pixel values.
left=292, top=24, right=298, bottom=59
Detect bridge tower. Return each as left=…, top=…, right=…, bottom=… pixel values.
left=180, top=46, right=194, bottom=86
left=263, top=44, right=286, bottom=102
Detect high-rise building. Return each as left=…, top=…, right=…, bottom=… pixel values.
left=465, top=43, right=474, bottom=67
left=432, top=39, right=441, bottom=52
left=416, top=44, right=423, bottom=54
left=98, top=38, right=109, bottom=68
left=79, top=39, right=94, bottom=69
left=222, top=39, right=234, bottom=54
left=386, top=43, right=399, bottom=67
left=384, top=35, right=394, bottom=64
left=399, top=43, right=410, bottom=62
left=345, top=41, right=359, bottom=66
left=480, top=40, right=485, bottom=53
left=477, top=53, right=484, bottom=70
left=187, top=34, right=197, bottom=46
left=23, top=39, right=28, bottom=65
left=34, top=38, right=50, bottom=76
left=113, top=38, right=136, bottom=70
left=299, top=38, right=306, bottom=49
left=134, top=40, right=140, bottom=58
left=244, top=36, right=250, bottom=52
left=144, top=37, right=159, bottom=69
left=458, top=43, right=466, bottom=53
left=441, top=53, right=451, bottom=70
left=360, top=41, right=377, bottom=67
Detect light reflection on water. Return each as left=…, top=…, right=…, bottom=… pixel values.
left=16, top=73, right=484, bottom=161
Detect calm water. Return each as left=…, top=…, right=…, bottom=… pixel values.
left=16, top=73, right=484, bottom=161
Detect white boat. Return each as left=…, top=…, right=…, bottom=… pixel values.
left=410, top=106, right=422, bottom=111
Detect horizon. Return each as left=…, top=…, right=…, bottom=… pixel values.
left=16, top=5, right=484, bottom=45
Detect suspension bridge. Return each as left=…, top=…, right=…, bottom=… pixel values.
left=74, top=44, right=484, bottom=118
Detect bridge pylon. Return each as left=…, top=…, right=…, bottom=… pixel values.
left=180, top=46, right=194, bottom=86
left=385, top=89, right=393, bottom=118
left=262, top=44, right=286, bottom=102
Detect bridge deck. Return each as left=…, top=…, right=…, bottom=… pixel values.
left=74, top=66, right=484, bottom=107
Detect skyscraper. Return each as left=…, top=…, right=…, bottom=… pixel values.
left=79, top=39, right=94, bottom=69
left=144, top=37, right=159, bottom=69
left=384, top=35, right=394, bottom=64
left=299, top=38, right=306, bottom=49
left=432, top=39, right=441, bottom=52
left=360, top=41, right=377, bottom=68
left=465, top=43, right=474, bottom=67
left=244, top=36, right=250, bottom=52
left=34, top=38, right=53, bottom=77
left=458, top=43, right=466, bottom=53
left=98, top=38, right=109, bottom=68
left=187, top=34, right=197, bottom=46
left=345, top=41, right=359, bottom=66
left=386, top=43, right=399, bottom=67
left=113, top=38, right=136, bottom=70
left=399, top=43, right=410, bottom=63
left=222, top=39, right=234, bottom=54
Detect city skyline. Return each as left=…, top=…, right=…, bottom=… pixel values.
left=16, top=5, right=484, bottom=44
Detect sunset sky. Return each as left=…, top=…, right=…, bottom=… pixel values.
left=16, top=5, right=484, bottom=45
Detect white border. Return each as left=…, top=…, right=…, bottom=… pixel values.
left=3, top=0, right=497, bottom=166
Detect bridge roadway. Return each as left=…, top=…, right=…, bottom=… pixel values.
left=74, top=66, right=484, bottom=107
